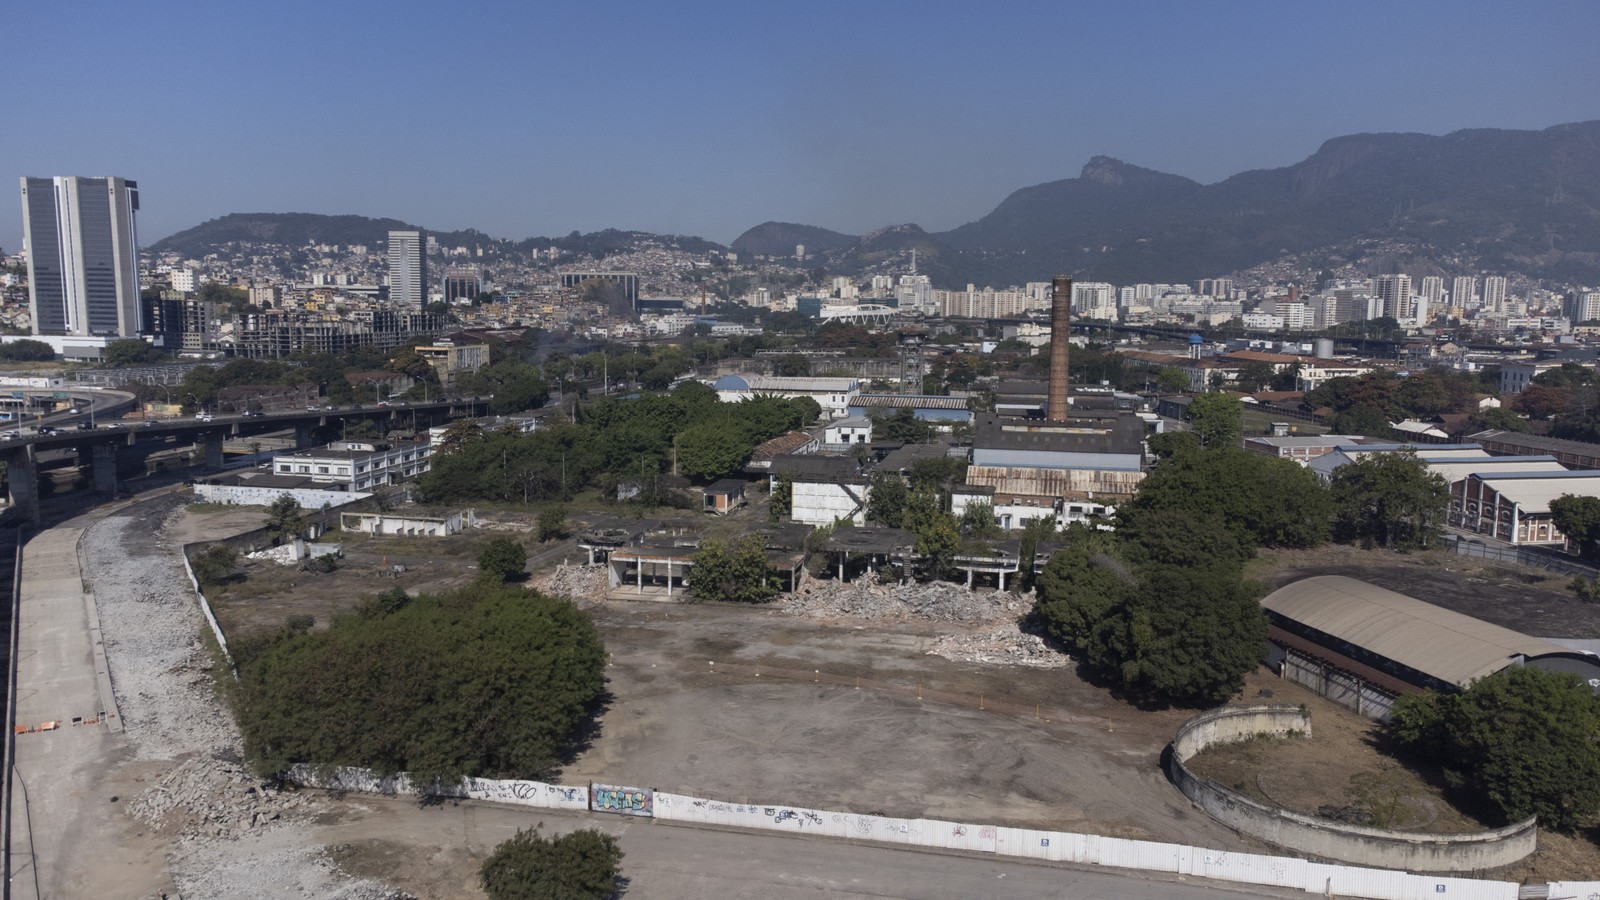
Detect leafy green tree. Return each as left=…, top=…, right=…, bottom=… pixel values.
left=102, top=338, right=163, bottom=366
left=191, top=544, right=237, bottom=587
left=480, top=826, right=624, bottom=900
left=958, top=501, right=1002, bottom=538
left=1329, top=403, right=1393, bottom=437
left=1102, top=562, right=1267, bottom=707
left=1463, top=406, right=1529, bottom=436
left=904, top=488, right=959, bottom=579
left=1550, top=494, right=1600, bottom=559
left=1185, top=393, right=1243, bottom=449
left=1118, top=448, right=1329, bottom=552
left=264, top=494, right=309, bottom=546
left=866, top=471, right=908, bottom=528
left=1388, top=667, right=1600, bottom=830
left=676, top=421, right=752, bottom=481
left=1234, top=361, right=1275, bottom=393
left=0, top=339, right=56, bottom=362
left=876, top=408, right=934, bottom=444
left=1330, top=451, right=1448, bottom=550
left=537, top=504, right=569, bottom=543
left=237, top=583, right=605, bottom=786
left=691, top=536, right=776, bottom=604
left=477, top=537, right=528, bottom=583
left=768, top=474, right=792, bottom=524
left=1035, top=527, right=1137, bottom=659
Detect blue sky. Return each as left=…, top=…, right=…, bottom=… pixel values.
left=5, top=1, right=1598, bottom=250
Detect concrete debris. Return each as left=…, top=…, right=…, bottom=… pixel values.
left=781, top=573, right=1032, bottom=625
left=928, top=626, right=1070, bottom=669
left=246, top=540, right=343, bottom=566
left=80, top=495, right=410, bottom=899
left=127, top=756, right=319, bottom=841
left=535, top=561, right=609, bottom=603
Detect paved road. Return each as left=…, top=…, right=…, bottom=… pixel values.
left=7, top=517, right=170, bottom=900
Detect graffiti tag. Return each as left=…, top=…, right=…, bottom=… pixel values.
left=590, top=783, right=654, bottom=817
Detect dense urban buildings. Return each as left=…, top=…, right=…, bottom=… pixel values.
left=19, top=175, right=142, bottom=338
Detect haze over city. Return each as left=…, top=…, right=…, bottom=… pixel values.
left=5, top=0, right=1599, bottom=250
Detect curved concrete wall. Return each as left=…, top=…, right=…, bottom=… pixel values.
left=1167, top=704, right=1536, bottom=873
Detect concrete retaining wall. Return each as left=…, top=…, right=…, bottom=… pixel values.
left=1167, top=705, right=1536, bottom=873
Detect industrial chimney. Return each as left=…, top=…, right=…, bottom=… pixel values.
left=1048, top=275, right=1072, bottom=421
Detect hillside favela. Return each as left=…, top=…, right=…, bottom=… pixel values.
left=4, top=5, right=1600, bottom=900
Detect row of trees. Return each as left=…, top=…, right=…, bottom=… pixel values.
left=416, top=383, right=822, bottom=506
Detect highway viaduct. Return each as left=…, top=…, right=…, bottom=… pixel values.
left=0, top=398, right=490, bottom=522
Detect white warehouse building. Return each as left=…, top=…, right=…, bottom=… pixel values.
left=273, top=440, right=432, bottom=492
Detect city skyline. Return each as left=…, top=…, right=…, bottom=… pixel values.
left=3, top=1, right=1598, bottom=252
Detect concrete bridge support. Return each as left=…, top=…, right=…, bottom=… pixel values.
left=92, top=444, right=119, bottom=494
left=7, top=444, right=39, bottom=523
left=203, top=434, right=225, bottom=470
left=294, top=424, right=315, bottom=449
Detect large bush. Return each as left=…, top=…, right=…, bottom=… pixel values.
left=480, top=826, right=623, bottom=900
left=237, top=584, right=606, bottom=786
left=1387, top=667, right=1600, bottom=830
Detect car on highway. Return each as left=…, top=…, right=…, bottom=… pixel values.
left=36, top=426, right=58, bottom=435
left=242, top=410, right=263, bottom=417
left=197, top=414, right=213, bottom=422
left=0, top=431, right=18, bottom=441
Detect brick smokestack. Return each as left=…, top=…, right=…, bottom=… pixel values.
left=1048, top=275, right=1072, bottom=421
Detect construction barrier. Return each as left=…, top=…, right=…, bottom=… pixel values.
left=289, top=765, right=1534, bottom=900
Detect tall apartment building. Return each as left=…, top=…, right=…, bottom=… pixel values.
left=1451, top=275, right=1477, bottom=310
left=1482, top=276, right=1509, bottom=312
left=387, top=230, right=428, bottom=308
left=19, top=176, right=142, bottom=337
left=1419, top=276, right=1444, bottom=305
left=1566, top=291, right=1600, bottom=325
left=1375, top=274, right=1412, bottom=321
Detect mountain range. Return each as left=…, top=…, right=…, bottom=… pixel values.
left=152, top=121, right=1600, bottom=287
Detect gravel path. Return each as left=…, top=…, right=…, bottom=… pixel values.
left=81, top=496, right=405, bottom=898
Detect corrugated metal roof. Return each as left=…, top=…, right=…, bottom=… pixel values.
left=1475, top=471, right=1600, bottom=514
left=1262, top=576, right=1575, bottom=687
left=1422, top=457, right=1565, bottom=485
left=852, top=394, right=971, bottom=410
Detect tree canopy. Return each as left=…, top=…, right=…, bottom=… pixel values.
left=1387, top=667, right=1600, bottom=831
left=691, top=535, right=777, bottom=604
left=236, top=583, right=606, bottom=787
left=1551, top=494, right=1600, bottom=559
left=1329, top=451, right=1448, bottom=550
left=1185, top=393, right=1242, bottom=449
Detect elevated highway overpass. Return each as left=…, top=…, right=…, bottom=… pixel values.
left=1, top=398, right=490, bottom=522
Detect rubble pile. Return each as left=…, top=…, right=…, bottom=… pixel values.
left=127, top=756, right=319, bottom=841
left=535, top=561, right=609, bottom=603
left=782, top=573, right=1032, bottom=624
left=928, top=626, right=1070, bottom=669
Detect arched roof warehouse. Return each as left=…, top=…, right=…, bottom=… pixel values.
left=1262, top=575, right=1600, bottom=691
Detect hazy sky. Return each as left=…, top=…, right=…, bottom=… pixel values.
left=5, top=1, right=1598, bottom=250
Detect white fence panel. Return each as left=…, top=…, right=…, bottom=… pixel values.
left=1094, top=836, right=1182, bottom=873
left=1004, top=828, right=1057, bottom=861
left=1186, top=849, right=1307, bottom=888
left=1311, top=865, right=1518, bottom=900
left=1548, top=883, right=1600, bottom=900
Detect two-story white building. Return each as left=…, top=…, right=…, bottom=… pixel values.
left=273, top=440, right=432, bottom=492
left=712, top=374, right=860, bottom=420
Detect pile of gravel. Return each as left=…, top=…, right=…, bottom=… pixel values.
left=81, top=503, right=240, bottom=759
left=169, top=832, right=416, bottom=900
left=781, top=573, right=1031, bottom=624
left=126, top=756, right=320, bottom=841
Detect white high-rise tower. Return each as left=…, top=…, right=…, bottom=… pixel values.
left=19, top=176, right=142, bottom=337
left=387, top=230, right=428, bottom=308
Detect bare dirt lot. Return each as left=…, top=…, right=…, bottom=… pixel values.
left=179, top=499, right=1600, bottom=889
